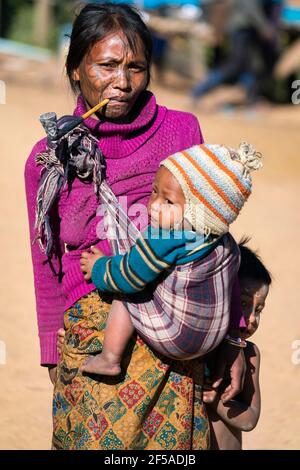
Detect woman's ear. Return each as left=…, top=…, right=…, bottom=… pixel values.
left=72, top=68, right=80, bottom=81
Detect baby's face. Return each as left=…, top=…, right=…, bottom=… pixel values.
left=148, top=166, right=185, bottom=230
left=239, top=278, right=269, bottom=339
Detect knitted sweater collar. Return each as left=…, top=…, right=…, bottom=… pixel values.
left=73, top=90, right=167, bottom=158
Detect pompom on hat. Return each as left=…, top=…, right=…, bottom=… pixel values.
left=160, top=142, right=262, bottom=236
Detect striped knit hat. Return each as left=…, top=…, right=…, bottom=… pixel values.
left=160, top=142, right=262, bottom=236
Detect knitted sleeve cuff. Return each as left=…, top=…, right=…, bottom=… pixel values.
left=91, top=256, right=112, bottom=292
left=39, top=331, right=59, bottom=367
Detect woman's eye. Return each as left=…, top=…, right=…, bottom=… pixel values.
left=99, top=63, right=115, bottom=69
left=130, top=64, right=146, bottom=72
left=166, top=200, right=174, bottom=205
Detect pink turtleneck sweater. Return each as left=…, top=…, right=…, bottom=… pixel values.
left=25, top=91, right=205, bottom=365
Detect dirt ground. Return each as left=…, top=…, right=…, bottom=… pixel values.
left=0, top=74, right=300, bottom=450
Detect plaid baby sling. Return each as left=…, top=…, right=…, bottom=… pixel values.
left=99, top=180, right=240, bottom=360
left=34, top=116, right=240, bottom=361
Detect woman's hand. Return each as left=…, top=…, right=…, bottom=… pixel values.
left=203, top=382, right=218, bottom=405
left=57, top=328, right=65, bottom=356
left=48, top=365, right=57, bottom=386
left=80, top=246, right=105, bottom=280
left=49, top=327, right=67, bottom=385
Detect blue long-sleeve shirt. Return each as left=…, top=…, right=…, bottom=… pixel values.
left=91, top=226, right=219, bottom=294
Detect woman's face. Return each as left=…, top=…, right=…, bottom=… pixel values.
left=73, top=31, right=149, bottom=121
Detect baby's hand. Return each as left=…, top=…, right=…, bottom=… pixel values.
left=80, top=246, right=105, bottom=281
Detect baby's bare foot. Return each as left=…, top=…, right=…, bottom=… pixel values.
left=80, top=354, right=121, bottom=376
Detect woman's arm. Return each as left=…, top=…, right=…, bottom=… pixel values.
left=190, top=114, right=204, bottom=145
left=25, top=140, right=66, bottom=366
left=208, top=343, right=261, bottom=431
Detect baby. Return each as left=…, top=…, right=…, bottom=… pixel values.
left=78, top=142, right=262, bottom=376
left=203, top=238, right=272, bottom=450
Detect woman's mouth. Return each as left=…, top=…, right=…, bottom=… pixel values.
left=107, top=100, right=128, bottom=107
left=107, top=96, right=129, bottom=103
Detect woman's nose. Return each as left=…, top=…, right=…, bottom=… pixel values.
left=113, top=68, right=131, bottom=91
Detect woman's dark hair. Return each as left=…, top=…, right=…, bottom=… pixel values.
left=239, top=236, right=272, bottom=286
left=66, top=2, right=153, bottom=93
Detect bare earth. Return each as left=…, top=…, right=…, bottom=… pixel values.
left=0, top=77, right=299, bottom=450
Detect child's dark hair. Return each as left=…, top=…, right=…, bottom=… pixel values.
left=239, top=236, right=272, bottom=286
left=66, top=2, right=153, bottom=94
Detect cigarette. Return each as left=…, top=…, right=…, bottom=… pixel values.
left=81, top=99, right=109, bottom=119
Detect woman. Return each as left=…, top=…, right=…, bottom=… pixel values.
left=25, top=3, right=243, bottom=450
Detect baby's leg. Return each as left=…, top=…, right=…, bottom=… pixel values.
left=80, top=299, right=134, bottom=376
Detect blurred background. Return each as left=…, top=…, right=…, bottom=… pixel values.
left=0, top=0, right=300, bottom=450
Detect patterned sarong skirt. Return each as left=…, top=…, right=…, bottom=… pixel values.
left=52, top=291, right=209, bottom=450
